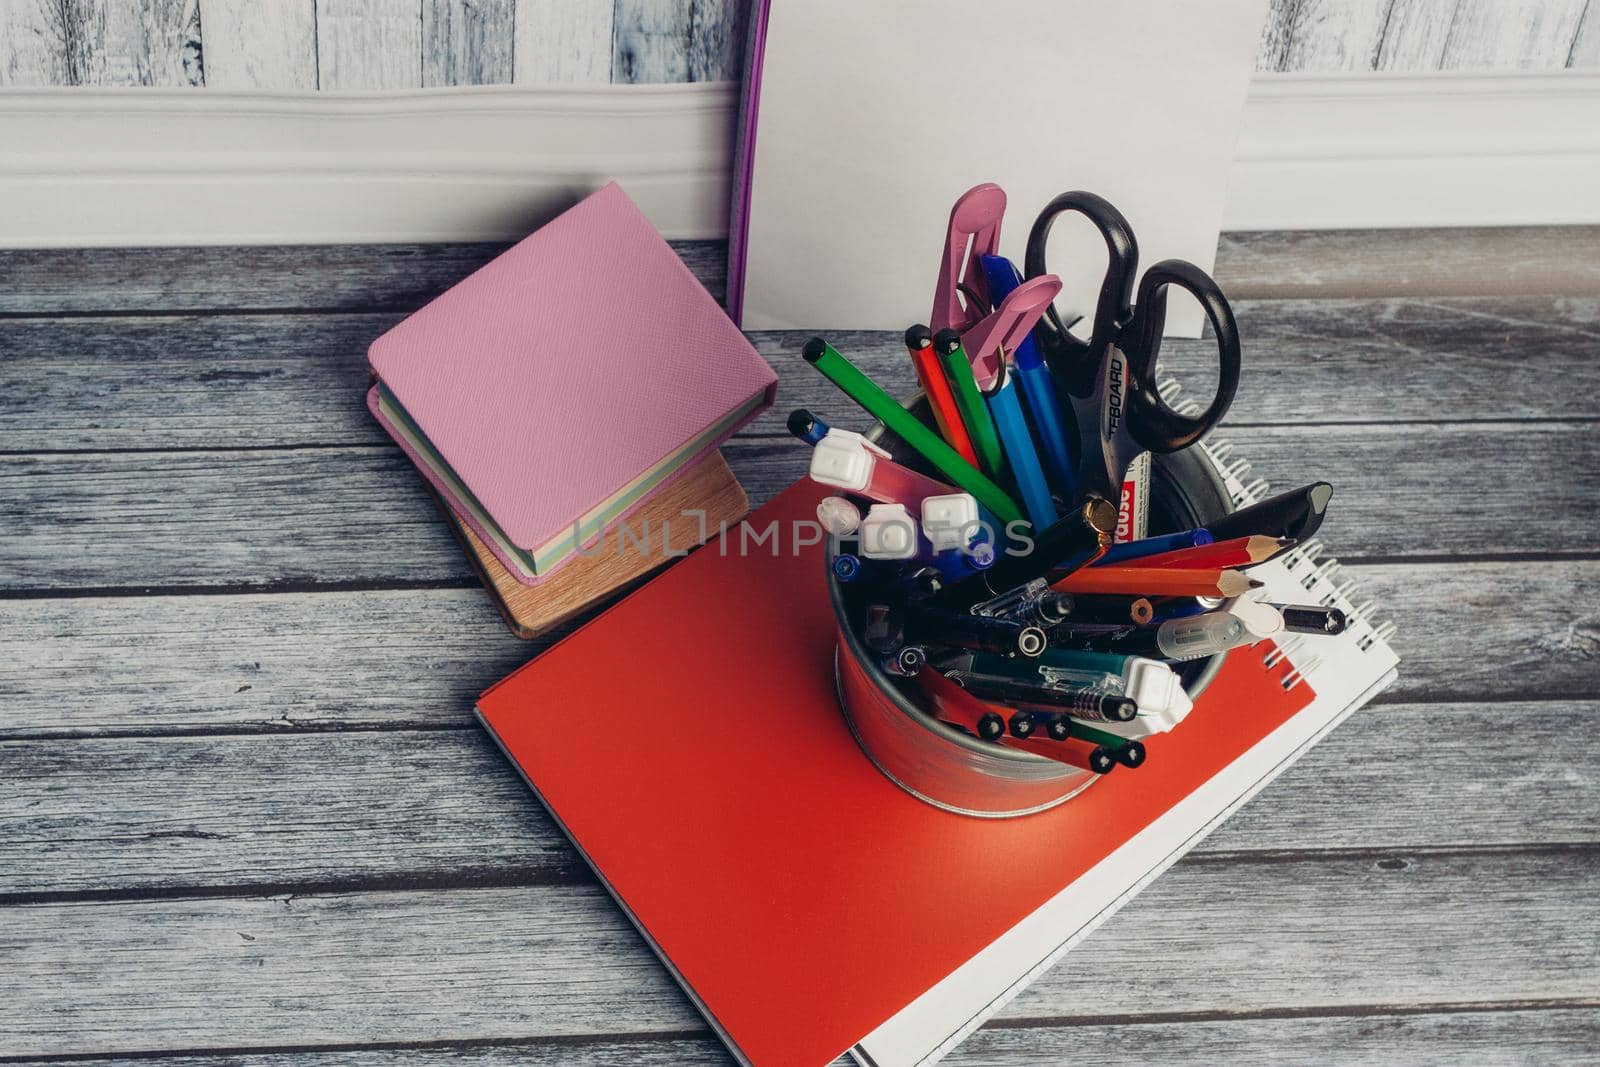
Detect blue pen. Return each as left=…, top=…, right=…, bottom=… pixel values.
left=786, top=408, right=832, bottom=446
left=979, top=255, right=1078, bottom=498
left=983, top=359, right=1059, bottom=531
left=1095, top=527, right=1214, bottom=565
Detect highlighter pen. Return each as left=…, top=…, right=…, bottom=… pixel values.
left=914, top=668, right=1007, bottom=741
left=904, top=607, right=1047, bottom=658
left=786, top=408, right=832, bottom=446
left=1269, top=604, right=1349, bottom=635
left=983, top=351, right=1059, bottom=530
left=1031, top=650, right=1193, bottom=734
left=1095, top=528, right=1214, bottom=566
left=808, top=428, right=958, bottom=514
left=1127, top=535, right=1295, bottom=571
left=932, top=328, right=1008, bottom=480
left=904, top=325, right=980, bottom=466
left=978, top=254, right=1078, bottom=496
left=858, top=503, right=926, bottom=560
left=802, top=338, right=1023, bottom=527
left=1205, top=482, right=1333, bottom=543
left=1053, top=566, right=1260, bottom=599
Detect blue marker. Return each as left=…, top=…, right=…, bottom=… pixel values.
left=1095, top=528, right=1213, bottom=566
left=983, top=362, right=1059, bottom=530
left=979, top=254, right=1078, bottom=498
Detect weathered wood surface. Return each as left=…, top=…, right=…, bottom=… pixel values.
left=609, top=0, right=745, bottom=83
left=4, top=701, right=1594, bottom=897
left=316, top=0, right=424, bottom=90
left=6, top=1007, right=1593, bottom=1067
left=6, top=230, right=1599, bottom=315
left=423, top=0, right=515, bottom=86
left=0, top=0, right=202, bottom=86
left=1, top=421, right=1592, bottom=591
left=513, top=0, right=614, bottom=83
left=5, top=295, right=1599, bottom=451
left=192, top=0, right=318, bottom=90
left=0, top=233, right=1594, bottom=1064
left=0, top=850, right=1593, bottom=1056
left=1257, top=0, right=1600, bottom=71
left=2, top=562, right=1594, bottom=735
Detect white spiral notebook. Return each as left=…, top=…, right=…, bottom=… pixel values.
left=851, top=384, right=1400, bottom=1066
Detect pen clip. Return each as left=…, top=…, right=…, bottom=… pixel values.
left=961, top=274, right=1063, bottom=390
left=931, top=183, right=1006, bottom=335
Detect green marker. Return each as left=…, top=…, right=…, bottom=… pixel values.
left=801, top=338, right=1023, bottom=527
left=932, top=328, right=1007, bottom=481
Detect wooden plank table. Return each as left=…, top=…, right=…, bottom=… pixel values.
left=1, top=231, right=1597, bottom=1064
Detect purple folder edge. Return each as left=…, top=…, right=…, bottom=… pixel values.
left=725, top=0, right=773, bottom=327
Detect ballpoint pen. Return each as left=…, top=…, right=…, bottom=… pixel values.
left=977, top=253, right=1078, bottom=495
left=802, top=338, right=1024, bottom=527
left=983, top=348, right=1059, bottom=530
left=932, top=328, right=1007, bottom=480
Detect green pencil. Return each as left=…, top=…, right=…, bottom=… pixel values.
left=801, top=338, right=1023, bottom=527
left=932, top=328, right=1007, bottom=480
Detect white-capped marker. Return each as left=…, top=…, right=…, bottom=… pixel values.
left=807, top=430, right=955, bottom=513
left=920, top=491, right=984, bottom=553
left=859, top=503, right=922, bottom=560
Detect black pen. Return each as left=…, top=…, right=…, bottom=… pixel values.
left=1268, top=603, right=1349, bottom=635
left=904, top=607, right=1047, bottom=658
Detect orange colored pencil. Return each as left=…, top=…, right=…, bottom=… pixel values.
left=1051, top=566, right=1259, bottom=598
left=904, top=325, right=980, bottom=467
left=1116, top=535, right=1295, bottom=571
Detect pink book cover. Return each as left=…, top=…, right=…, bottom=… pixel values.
left=369, top=182, right=778, bottom=583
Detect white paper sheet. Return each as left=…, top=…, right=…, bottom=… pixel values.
left=739, top=0, right=1269, bottom=336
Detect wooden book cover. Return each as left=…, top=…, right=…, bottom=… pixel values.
left=434, top=449, right=748, bottom=639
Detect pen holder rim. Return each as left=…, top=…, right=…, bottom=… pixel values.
left=828, top=394, right=1232, bottom=814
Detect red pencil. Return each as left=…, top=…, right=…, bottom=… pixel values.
left=1115, top=535, right=1295, bottom=571
left=905, top=325, right=980, bottom=467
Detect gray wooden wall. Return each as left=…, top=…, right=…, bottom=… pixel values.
left=2, top=0, right=1597, bottom=89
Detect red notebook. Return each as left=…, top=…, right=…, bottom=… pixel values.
left=478, top=480, right=1397, bottom=1066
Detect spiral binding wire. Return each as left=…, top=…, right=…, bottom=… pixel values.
left=1158, top=376, right=1397, bottom=690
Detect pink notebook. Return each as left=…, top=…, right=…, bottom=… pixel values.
left=370, top=182, right=778, bottom=585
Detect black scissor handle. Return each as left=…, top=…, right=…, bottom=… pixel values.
left=1023, top=191, right=1138, bottom=393
left=1119, top=258, right=1241, bottom=453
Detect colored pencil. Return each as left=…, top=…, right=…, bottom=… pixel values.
left=903, top=325, right=980, bottom=467
left=1116, top=535, right=1295, bottom=571
left=1050, top=566, right=1260, bottom=599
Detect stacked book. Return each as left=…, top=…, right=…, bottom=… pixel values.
left=368, top=183, right=777, bottom=636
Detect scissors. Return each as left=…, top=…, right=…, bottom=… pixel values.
left=1022, top=190, right=1241, bottom=508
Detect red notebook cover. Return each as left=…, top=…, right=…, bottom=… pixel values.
left=478, top=481, right=1312, bottom=1066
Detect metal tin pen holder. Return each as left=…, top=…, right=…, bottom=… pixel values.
left=829, top=396, right=1236, bottom=818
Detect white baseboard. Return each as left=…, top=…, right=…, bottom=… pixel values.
left=0, top=72, right=1597, bottom=248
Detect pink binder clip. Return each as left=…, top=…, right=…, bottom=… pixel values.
left=960, top=274, right=1063, bottom=389
left=931, top=183, right=1007, bottom=335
